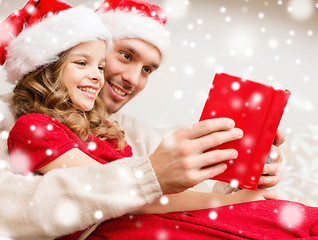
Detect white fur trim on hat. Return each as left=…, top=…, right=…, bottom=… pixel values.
left=5, top=6, right=112, bottom=84
left=99, top=11, right=169, bottom=57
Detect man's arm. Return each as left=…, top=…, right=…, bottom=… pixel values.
left=113, top=112, right=285, bottom=192
left=0, top=157, right=161, bottom=240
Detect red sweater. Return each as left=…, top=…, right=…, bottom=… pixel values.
left=8, top=113, right=132, bottom=174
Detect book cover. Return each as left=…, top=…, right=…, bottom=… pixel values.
left=199, top=73, right=291, bottom=189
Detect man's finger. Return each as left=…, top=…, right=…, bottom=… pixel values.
left=198, top=163, right=228, bottom=182
left=193, top=128, right=243, bottom=153
left=263, top=189, right=278, bottom=200
left=262, top=162, right=281, bottom=176
left=273, top=130, right=286, bottom=147
left=185, top=118, right=235, bottom=139
left=258, top=175, right=279, bottom=188
left=194, top=149, right=238, bottom=169
left=266, top=145, right=283, bottom=164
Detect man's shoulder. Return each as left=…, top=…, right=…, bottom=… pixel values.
left=0, top=92, right=15, bottom=130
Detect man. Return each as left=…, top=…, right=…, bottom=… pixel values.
left=97, top=0, right=284, bottom=192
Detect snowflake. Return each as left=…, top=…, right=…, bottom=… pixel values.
left=231, top=82, right=240, bottom=91
left=135, top=170, right=143, bottom=179
left=10, top=150, right=31, bottom=175
left=1, top=131, right=8, bottom=140
left=0, top=160, right=6, bottom=169
left=94, top=210, right=103, bottom=220
left=209, top=211, right=218, bottom=220
left=220, top=7, right=227, bottom=13
left=55, top=201, right=80, bottom=227
left=156, top=229, right=169, bottom=240
left=288, top=0, right=314, bottom=20
left=160, top=196, right=169, bottom=205
left=278, top=202, right=304, bottom=228
left=84, top=184, right=92, bottom=192
left=268, top=38, right=279, bottom=49
left=163, top=0, right=189, bottom=19
left=88, top=142, right=97, bottom=151
left=174, top=89, right=183, bottom=99
left=230, top=179, right=239, bottom=188
left=258, top=12, right=265, bottom=19
left=183, top=65, right=195, bottom=76
left=46, top=149, right=53, bottom=156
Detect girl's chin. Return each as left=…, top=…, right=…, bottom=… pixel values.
left=75, top=104, right=94, bottom=112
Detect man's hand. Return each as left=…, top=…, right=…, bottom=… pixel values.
left=258, top=130, right=285, bottom=188
left=150, top=118, right=243, bottom=194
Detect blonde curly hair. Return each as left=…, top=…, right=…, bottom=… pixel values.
left=12, top=49, right=126, bottom=150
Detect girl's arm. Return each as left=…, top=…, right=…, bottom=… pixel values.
left=37, top=148, right=100, bottom=174
left=133, top=188, right=277, bottom=214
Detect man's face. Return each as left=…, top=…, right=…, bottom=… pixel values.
left=100, top=38, right=161, bottom=113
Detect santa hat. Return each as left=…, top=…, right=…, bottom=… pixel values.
left=0, top=0, right=112, bottom=84
left=96, top=0, right=169, bottom=57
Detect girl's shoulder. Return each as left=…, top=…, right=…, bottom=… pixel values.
left=17, top=113, right=53, bottom=122
left=14, top=113, right=69, bottom=133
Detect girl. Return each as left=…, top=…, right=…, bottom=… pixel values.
left=3, top=0, right=132, bottom=178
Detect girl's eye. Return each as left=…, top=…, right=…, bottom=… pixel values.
left=75, top=61, right=86, bottom=66
left=98, top=66, right=105, bottom=71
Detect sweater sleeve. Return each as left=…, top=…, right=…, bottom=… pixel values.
left=0, top=156, right=162, bottom=240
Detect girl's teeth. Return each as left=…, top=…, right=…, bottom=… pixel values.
left=79, top=87, right=97, bottom=94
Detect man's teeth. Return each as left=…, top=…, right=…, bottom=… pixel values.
left=111, top=84, right=126, bottom=96
left=79, top=87, right=97, bottom=94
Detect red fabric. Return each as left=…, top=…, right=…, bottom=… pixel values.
left=199, top=73, right=291, bottom=189
left=7, top=113, right=132, bottom=174
left=85, top=200, right=318, bottom=240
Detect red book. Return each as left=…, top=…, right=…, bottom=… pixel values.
left=199, top=73, right=291, bottom=189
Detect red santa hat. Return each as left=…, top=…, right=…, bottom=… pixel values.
left=0, top=0, right=112, bottom=84
left=96, top=0, right=169, bottom=57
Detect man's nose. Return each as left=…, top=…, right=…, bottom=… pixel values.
left=122, top=66, right=141, bottom=87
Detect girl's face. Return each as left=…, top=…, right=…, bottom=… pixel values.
left=62, top=40, right=106, bottom=111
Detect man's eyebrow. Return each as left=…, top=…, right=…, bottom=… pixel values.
left=127, top=46, right=140, bottom=57
left=151, top=63, right=159, bottom=69
left=126, top=46, right=159, bottom=69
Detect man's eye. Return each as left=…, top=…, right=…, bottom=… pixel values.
left=143, top=66, right=151, bottom=73
left=120, top=52, right=131, bottom=60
